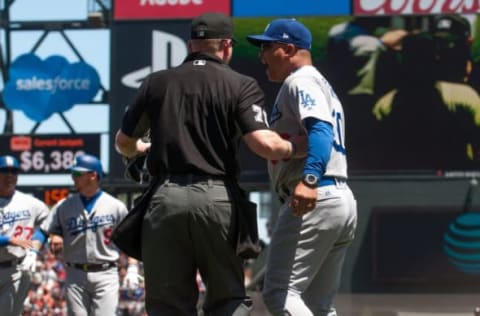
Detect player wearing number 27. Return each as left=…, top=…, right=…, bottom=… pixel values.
left=247, top=19, right=357, bottom=316
left=0, top=155, right=49, bottom=316
left=29, top=154, right=137, bottom=316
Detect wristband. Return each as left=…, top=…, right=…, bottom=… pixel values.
left=127, top=264, right=139, bottom=274
left=29, top=248, right=39, bottom=254
left=0, top=235, right=10, bottom=246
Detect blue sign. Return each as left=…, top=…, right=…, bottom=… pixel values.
left=232, top=0, right=350, bottom=17
left=444, top=212, right=480, bottom=274
left=3, top=53, right=100, bottom=122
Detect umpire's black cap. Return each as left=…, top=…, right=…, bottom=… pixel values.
left=433, top=14, right=471, bottom=42
left=190, top=12, right=233, bottom=40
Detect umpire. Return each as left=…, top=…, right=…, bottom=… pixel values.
left=115, top=12, right=303, bottom=316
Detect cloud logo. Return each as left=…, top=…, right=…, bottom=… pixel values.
left=3, top=53, right=100, bottom=122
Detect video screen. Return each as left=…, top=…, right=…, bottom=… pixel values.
left=231, top=15, right=480, bottom=175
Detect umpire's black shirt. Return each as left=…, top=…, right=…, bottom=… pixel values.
left=121, top=52, right=269, bottom=178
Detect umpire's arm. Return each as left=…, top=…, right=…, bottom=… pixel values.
left=243, top=129, right=307, bottom=161
left=115, top=130, right=151, bottom=158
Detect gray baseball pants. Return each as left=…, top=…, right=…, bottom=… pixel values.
left=142, top=177, right=250, bottom=316
left=0, top=265, right=31, bottom=316
left=263, top=181, right=357, bottom=316
left=65, top=266, right=119, bottom=316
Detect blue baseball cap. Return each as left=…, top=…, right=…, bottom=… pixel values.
left=0, top=155, right=20, bottom=170
left=247, top=18, right=312, bottom=50
left=70, top=154, right=104, bottom=179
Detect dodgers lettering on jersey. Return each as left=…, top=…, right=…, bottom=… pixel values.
left=268, top=65, right=348, bottom=195
left=67, top=214, right=116, bottom=236
left=41, top=192, right=128, bottom=263
left=0, top=210, right=32, bottom=228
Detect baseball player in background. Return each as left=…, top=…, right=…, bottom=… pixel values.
left=28, top=154, right=139, bottom=316
left=0, top=155, right=49, bottom=316
left=247, top=19, right=358, bottom=316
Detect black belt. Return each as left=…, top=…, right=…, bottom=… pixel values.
left=164, top=174, right=230, bottom=185
left=0, top=259, right=19, bottom=268
left=67, top=262, right=116, bottom=272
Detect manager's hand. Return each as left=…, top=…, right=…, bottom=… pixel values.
left=289, top=181, right=317, bottom=217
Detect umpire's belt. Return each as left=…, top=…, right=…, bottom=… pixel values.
left=163, top=173, right=230, bottom=185
left=0, top=258, right=21, bottom=268
left=67, top=262, right=116, bottom=272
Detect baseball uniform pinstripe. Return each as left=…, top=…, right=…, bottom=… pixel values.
left=40, top=191, right=128, bottom=316
left=263, top=65, right=358, bottom=316
left=0, top=191, right=49, bottom=316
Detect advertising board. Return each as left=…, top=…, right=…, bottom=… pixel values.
left=353, top=0, right=480, bottom=15
left=371, top=206, right=480, bottom=290
left=111, top=15, right=480, bottom=178
left=232, top=0, right=350, bottom=17
left=0, top=134, right=101, bottom=175
left=114, top=0, right=230, bottom=20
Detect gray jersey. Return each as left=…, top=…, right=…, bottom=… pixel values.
left=268, top=65, right=348, bottom=194
left=40, top=191, right=128, bottom=264
left=0, top=190, right=49, bottom=261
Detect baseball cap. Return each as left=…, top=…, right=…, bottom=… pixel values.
left=190, top=12, right=233, bottom=40
left=0, top=155, right=20, bottom=170
left=70, top=154, right=104, bottom=179
left=433, top=14, right=471, bottom=41
left=246, top=18, right=312, bottom=50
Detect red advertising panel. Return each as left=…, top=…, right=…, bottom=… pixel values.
left=114, top=0, right=230, bottom=20
left=22, top=187, right=71, bottom=206
left=354, top=0, right=480, bottom=15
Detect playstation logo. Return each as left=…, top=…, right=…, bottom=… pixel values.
left=121, top=30, right=188, bottom=89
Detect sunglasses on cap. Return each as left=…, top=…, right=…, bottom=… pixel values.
left=0, top=168, right=19, bottom=175
left=259, top=41, right=290, bottom=52
left=71, top=170, right=93, bottom=177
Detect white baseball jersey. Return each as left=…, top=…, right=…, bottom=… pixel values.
left=40, top=191, right=128, bottom=263
left=268, top=65, right=348, bottom=194
left=0, top=191, right=49, bottom=261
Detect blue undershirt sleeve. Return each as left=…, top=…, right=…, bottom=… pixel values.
left=0, top=235, right=10, bottom=246
left=31, top=229, right=48, bottom=245
left=303, top=117, right=334, bottom=179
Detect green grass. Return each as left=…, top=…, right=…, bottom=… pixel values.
left=471, top=17, right=480, bottom=63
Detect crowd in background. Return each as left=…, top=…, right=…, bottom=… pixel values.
left=19, top=242, right=257, bottom=315
left=20, top=248, right=230, bottom=315
left=21, top=250, right=147, bottom=316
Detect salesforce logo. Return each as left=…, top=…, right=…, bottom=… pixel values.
left=3, top=53, right=100, bottom=122
left=444, top=212, right=480, bottom=274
